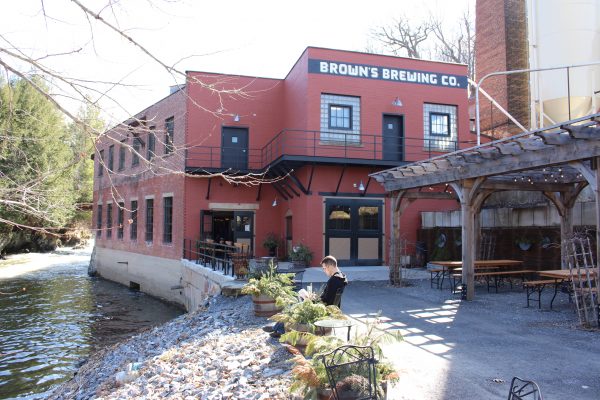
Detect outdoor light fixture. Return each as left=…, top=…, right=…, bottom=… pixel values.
left=233, top=114, right=240, bottom=122
left=358, top=181, right=365, bottom=191
left=392, top=97, right=403, bottom=107
left=272, top=197, right=278, bottom=207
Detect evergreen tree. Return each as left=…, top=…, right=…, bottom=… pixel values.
left=0, top=76, right=75, bottom=229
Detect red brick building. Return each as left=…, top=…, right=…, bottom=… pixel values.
left=92, top=47, right=469, bottom=302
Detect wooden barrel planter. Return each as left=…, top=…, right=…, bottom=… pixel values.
left=252, top=295, right=282, bottom=317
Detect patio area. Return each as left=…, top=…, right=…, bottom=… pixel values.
left=313, top=268, right=599, bottom=400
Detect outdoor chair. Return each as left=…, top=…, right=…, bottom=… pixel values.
left=507, top=377, right=543, bottom=400
left=320, top=345, right=379, bottom=400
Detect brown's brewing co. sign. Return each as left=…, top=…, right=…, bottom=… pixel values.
left=308, top=59, right=468, bottom=89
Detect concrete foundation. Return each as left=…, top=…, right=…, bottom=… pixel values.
left=92, top=246, right=243, bottom=312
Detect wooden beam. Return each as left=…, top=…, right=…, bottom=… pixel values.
left=536, top=131, right=572, bottom=145
left=335, top=165, right=346, bottom=196
left=256, top=182, right=262, bottom=202
left=306, top=164, right=315, bottom=193
left=561, top=124, right=600, bottom=139
left=382, top=138, right=600, bottom=191
left=205, top=177, right=212, bottom=200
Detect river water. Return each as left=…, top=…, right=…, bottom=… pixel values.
left=0, top=246, right=184, bottom=399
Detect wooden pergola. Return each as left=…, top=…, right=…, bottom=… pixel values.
left=371, top=113, right=600, bottom=300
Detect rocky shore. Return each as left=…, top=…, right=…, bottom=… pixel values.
left=49, top=295, right=294, bottom=400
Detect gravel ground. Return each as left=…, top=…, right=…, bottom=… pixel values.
left=48, top=296, right=294, bottom=400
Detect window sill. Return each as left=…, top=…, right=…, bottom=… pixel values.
left=319, top=141, right=363, bottom=148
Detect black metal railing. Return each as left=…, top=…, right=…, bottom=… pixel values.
left=186, top=129, right=462, bottom=171
left=183, top=239, right=253, bottom=277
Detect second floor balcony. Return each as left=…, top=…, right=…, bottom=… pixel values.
left=185, top=129, right=462, bottom=174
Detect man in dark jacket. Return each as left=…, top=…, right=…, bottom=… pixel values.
left=319, top=255, right=348, bottom=306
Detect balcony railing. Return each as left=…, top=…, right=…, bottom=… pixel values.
left=186, top=129, right=461, bottom=171
left=183, top=238, right=253, bottom=277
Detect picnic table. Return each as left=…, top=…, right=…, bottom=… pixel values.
left=524, top=268, right=599, bottom=309
left=429, top=260, right=524, bottom=291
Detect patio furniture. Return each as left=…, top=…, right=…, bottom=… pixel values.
left=523, top=279, right=564, bottom=309
left=507, top=376, right=543, bottom=400
left=314, top=319, right=356, bottom=341
left=320, top=345, right=379, bottom=400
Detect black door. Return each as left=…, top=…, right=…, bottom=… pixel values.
left=325, top=199, right=383, bottom=266
left=200, top=210, right=213, bottom=240
left=233, top=211, right=253, bottom=251
left=382, top=115, right=403, bottom=161
left=222, top=127, right=248, bottom=169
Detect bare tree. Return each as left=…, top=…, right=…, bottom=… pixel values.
left=371, top=11, right=475, bottom=86
left=371, top=16, right=432, bottom=59
left=0, top=1, right=287, bottom=233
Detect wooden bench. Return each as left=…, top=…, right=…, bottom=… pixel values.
left=523, top=279, right=564, bottom=309
left=452, top=270, right=537, bottom=293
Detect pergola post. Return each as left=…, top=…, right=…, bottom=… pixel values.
left=389, top=191, right=413, bottom=285
left=595, top=157, right=600, bottom=268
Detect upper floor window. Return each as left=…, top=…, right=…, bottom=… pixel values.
left=320, top=94, right=360, bottom=144
left=98, top=149, right=104, bottom=176
left=108, top=145, right=114, bottom=173
left=423, top=103, right=457, bottom=152
left=329, top=105, right=352, bottom=130
left=165, top=117, right=174, bottom=154
left=132, top=136, right=142, bottom=166
left=118, top=140, right=126, bottom=171
left=430, top=112, right=450, bottom=136
left=147, top=127, right=156, bottom=160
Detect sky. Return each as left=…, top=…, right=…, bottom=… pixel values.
left=1, top=0, right=473, bottom=123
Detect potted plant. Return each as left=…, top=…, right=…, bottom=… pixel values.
left=272, top=300, right=346, bottom=350
left=515, top=236, right=533, bottom=251
left=241, top=261, right=296, bottom=317
left=262, top=232, right=282, bottom=257
left=289, top=243, right=314, bottom=267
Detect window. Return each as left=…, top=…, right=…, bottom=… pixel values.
left=98, top=149, right=104, bottom=176
left=118, top=140, right=126, bottom=171
left=327, top=205, right=351, bottom=230
left=147, top=127, right=155, bottom=160
left=423, top=103, right=458, bottom=152
left=108, top=145, right=114, bottom=173
left=163, top=196, right=173, bottom=243
left=358, top=206, right=379, bottom=230
left=130, top=200, right=138, bottom=240
left=96, top=205, right=102, bottom=237
left=165, top=117, right=174, bottom=154
left=320, top=94, right=360, bottom=143
left=430, top=112, right=450, bottom=136
left=106, top=203, right=113, bottom=239
left=329, top=105, right=352, bottom=130
left=145, top=198, right=154, bottom=242
left=117, top=202, right=124, bottom=239
left=132, top=136, right=142, bottom=166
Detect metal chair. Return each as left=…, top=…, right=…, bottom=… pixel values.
left=320, top=345, right=379, bottom=400
left=508, top=377, right=543, bottom=400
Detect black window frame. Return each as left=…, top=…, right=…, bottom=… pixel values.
left=163, top=196, right=173, bottom=244
left=130, top=200, right=138, bottom=240
left=106, top=203, right=113, bottom=239
left=145, top=198, right=154, bottom=243
left=132, top=136, right=142, bottom=166
left=96, top=204, right=103, bottom=237
left=117, top=202, right=124, bottom=239
left=108, top=145, right=114, bottom=173
left=429, top=112, right=451, bottom=137
left=328, top=104, right=352, bottom=130
left=164, top=117, right=174, bottom=155
left=98, top=149, right=104, bottom=176
left=118, top=140, right=126, bottom=171
left=147, top=127, right=156, bottom=160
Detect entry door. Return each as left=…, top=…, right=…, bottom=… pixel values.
left=325, top=199, right=383, bottom=266
left=222, top=127, right=248, bottom=169
left=233, top=211, right=253, bottom=251
left=382, top=115, right=403, bottom=161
